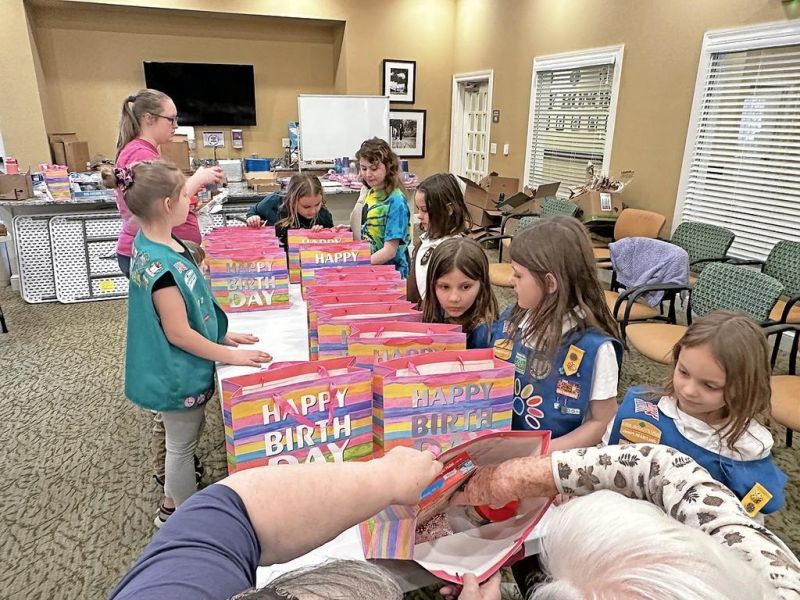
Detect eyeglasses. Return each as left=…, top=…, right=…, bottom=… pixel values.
left=152, top=113, right=179, bottom=126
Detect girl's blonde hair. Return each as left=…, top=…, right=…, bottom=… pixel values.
left=101, top=160, right=185, bottom=222
left=665, top=311, right=772, bottom=450
left=356, top=137, right=405, bottom=196
left=276, top=174, right=325, bottom=229
left=422, top=237, right=498, bottom=336
left=115, top=88, right=170, bottom=159
left=416, top=173, right=471, bottom=239
left=508, top=215, right=619, bottom=358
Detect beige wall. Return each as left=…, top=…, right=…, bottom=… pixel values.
left=16, top=0, right=455, bottom=177
left=0, top=0, right=50, bottom=168
left=453, top=0, right=797, bottom=231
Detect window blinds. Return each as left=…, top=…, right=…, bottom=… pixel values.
left=680, top=44, right=800, bottom=260
left=527, top=61, right=616, bottom=196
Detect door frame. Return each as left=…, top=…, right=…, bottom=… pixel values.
left=449, top=69, right=494, bottom=177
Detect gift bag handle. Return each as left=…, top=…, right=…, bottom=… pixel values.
left=271, top=381, right=341, bottom=428
left=384, top=336, right=434, bottom=347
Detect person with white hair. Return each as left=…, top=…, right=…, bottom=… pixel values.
left=447, top=443, right=800, bottom=600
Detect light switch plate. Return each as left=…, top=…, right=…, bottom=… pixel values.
left=503, top=143, right=510, bottom=156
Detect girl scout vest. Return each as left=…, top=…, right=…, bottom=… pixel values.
left=491, top=309, right=622, bottom=437
left=608, top=387, right=787, bottom=515
left=125, top=232, right=228, bottom=412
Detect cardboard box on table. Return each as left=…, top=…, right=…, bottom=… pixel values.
left=316, top=303, right=421, bottom=360
left=287, top=228, right=354, bottom=283
left=159, top=135, right=191, bottom=171
left=0, top=171, right=33, bottom=200
left=48, top=133, right=90, bottom=173
left=494, top=182, right=562, bottom=218
left=245, top=170, right=280, bottom=193
left=371, top=348, right=514, bottom=456
left=458, top=176, right=501, bottom=236
left=306, top=292, right=407, bottom=359
left=221, top=357, right=374, bottom=473
left=359, top=429, right=552, bottom=584
left=298, top=241, right=372, bottom=295
left=348, top=322, right=466, bottom=368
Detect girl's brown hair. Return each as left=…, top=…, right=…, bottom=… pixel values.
left=356, top=137, right=405, bottom=196
left=276, top=174, right=325, bottom=229
left=665, top=310, right=772, bottom=450
left=422, top=237, right=498, bottom=335
left=101, top=160, right=185, bottom=222
left=115, top=88, right=170, bottom=159
left=508, top=215, right=619, bottom=358
left=416, top=173, right=471, bottom=239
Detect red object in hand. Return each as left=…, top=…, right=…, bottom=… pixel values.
left=190, top=195, right=198, bottom=207
left=475, top=500, right=520, bottom=522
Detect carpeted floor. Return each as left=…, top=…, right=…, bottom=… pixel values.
left=0, top=280, right=797, bottom=600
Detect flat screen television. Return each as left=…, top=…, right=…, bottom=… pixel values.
left=143, top=62, right=257, bottom=126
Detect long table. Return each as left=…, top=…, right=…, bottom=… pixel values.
left=214, top=284, right=548, bottom=592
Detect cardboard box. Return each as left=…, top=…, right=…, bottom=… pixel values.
left=245, top=170, right=280, bottom=193
left=572, top=189, right=623, bottom=221
left=64, top=141, right=89, bottom=173
left=459, top=176, right=494, bottom=211
left=159, top=135, right=191, bottom=171
left=479, top=174, right=519, bottom=203
left=48, top=133, right=78, bottom=166
left=0, top=171, right=34, bottom=200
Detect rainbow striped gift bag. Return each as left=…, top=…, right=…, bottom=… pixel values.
left=358, top=430, right=552, bottom=582
left=287, top=228, right=354, bottom=283
left=372, top=348, right=514, bottom=456
left=206, top=246, right=290, bottom=312
left=317, top=303, right=421, bottom=360
left=306, top=291, right=406, bottom=360
left=221, top=357, right=374, bottom=473
left=298, top=242, right=372, bottom=295
left=348, top=322, right=467, bottom=368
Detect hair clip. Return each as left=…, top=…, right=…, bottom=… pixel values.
left=114, top=166, right=135, bottom=192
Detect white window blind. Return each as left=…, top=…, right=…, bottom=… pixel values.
left=680, top=42, right=800, bottom=260
left=524, top=47, right=623, bottom=196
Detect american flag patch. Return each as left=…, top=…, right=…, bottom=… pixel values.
left=634, top=398, right=659, bottom=421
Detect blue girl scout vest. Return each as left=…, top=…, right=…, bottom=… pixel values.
left=608, top=387, right=787, bottom=516
left=125, top=232, right=228, bottom=412
left=490, top=307, right=622, bottom=438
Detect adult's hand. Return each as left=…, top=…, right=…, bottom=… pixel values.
left=381, top=446, right=443, bottom=505
left=440, top=572, right=501, bottom=600
left=451, top=455, right=556, bottom=508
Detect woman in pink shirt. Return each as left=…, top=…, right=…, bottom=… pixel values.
left=113, top=88, right=222, bottom=276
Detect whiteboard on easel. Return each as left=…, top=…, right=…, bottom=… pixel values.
left=298, top=95, right=390, bottom=162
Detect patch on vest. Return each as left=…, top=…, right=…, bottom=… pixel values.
left=184, top=270, right=197, bottom=290
left=619, top=418, right=662, bottom=444
left=174, top=261, right=188, bottom=273
left=144, top=261, right=164, bottom=279
left=634, top=398, right=660, bottom=421
left=556, top=379, right=580, bottom=400
left=525, top=351, right=552, bottom=381
left=494, top=338, right=513, bottom=361
left=742, top=483, right=772, bottom=517
left=562, top=344, right=584, bottom=376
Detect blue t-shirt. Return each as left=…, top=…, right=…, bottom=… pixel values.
left=109, top=485, right=260, bottom=600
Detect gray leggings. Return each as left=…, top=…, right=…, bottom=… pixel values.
left=161, top=406, right=206, bottom=506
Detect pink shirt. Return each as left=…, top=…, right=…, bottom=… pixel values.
left=114, top=138, right=201, bottom=256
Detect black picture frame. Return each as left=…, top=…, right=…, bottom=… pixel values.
left=382, top=59, right=416, bottom=104
left=389, top=109, right=426, bottom=158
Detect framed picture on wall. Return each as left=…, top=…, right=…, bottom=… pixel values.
left=389, top=109, right=426, bottom=158
left=382, top=59, right=416, bottom=104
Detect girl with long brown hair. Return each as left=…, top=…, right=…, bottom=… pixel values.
left=605, top=310, right=787, bottom=516
left=421, top=237, right=498, bottom=349
left=490, top=215, right=622, bottom=451
left=245, top=174, right=338, bottom=248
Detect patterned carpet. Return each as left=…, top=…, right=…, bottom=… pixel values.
left=0, top=281, right=797, bottom=600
